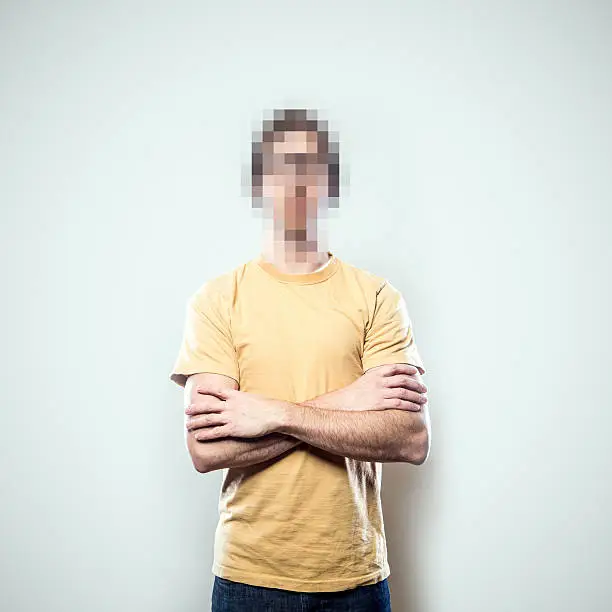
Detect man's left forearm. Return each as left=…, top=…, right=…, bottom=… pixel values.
left=274, top=401, right=429, bottom=464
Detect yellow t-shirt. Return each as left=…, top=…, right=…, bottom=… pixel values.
left=169, top=251, right=426, bottom=593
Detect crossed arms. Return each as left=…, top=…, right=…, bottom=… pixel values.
left=182, top=364, right=430, bottom=473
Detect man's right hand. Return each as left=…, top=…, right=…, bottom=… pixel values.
left=304, top=363, right=428, bottom=413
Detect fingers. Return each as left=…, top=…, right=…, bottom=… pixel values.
left=185, top=413, right=227, bottom=432
left=195, top=385, right=233, bottom=401
left=382, top=397, right=424, bottom=412
left=385, top=386, right=428, bottom=404
left=379, top=363, right=419, bottom=377
left=384, top=374, right=427, bottom=393
left=188, top=385, right=233, bottom=409
left=195, top=424, right=231, bottom=441
left=185, top=396, right=223, bottom=415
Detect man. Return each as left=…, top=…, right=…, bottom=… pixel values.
left=169, top=108, right=430, bottom=611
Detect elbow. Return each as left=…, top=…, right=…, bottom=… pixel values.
left=401, top=428, right=430, bottom=465
left=187, top=434, right=217, bottom=473
left=194, top=453, right=220, bottom=474
left=411, top=441, right=430, bottom=465
left=194, top=457, right=212, bottom=473
left=191, top=450, right=210, bottom=473
left=193, top=448, right=221, bottom=474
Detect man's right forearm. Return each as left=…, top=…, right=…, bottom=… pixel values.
left=190, top=432, right=302, bottom=473
left=189, top=387, right=355, bottom=473
left=193, top=386, right=365, bottom=472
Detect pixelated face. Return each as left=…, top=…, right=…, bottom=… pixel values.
left=260, top=130, right=329, bottom=239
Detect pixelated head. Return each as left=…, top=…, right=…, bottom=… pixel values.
left=250, top=109, right=340, bottom=233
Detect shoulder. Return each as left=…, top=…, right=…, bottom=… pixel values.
left=191, top=261, right=249, bottom=308
left=336, top=259, right=409, bottom=325
left=337, top=257, right=393, bottom=297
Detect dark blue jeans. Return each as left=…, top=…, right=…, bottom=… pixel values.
left=211, top=575, right=392, bottom=611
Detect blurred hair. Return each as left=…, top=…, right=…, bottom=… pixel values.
left=251, top=108, right=339, bottom=206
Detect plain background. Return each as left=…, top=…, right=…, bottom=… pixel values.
left=1, top=1, right=611, bottom=611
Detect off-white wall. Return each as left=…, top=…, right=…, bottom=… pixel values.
left=1, top=1, right=610, bottom=611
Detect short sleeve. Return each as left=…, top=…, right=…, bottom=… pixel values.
left=169, top=283, right=240, bottom=388
left=361, top=280, right=426, bottom=375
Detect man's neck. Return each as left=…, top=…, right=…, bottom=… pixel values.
left=260, top=241, right=331, bottom=275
